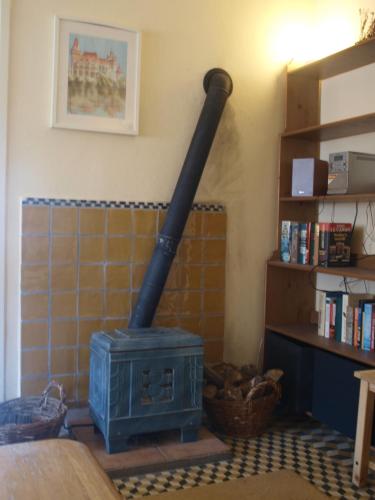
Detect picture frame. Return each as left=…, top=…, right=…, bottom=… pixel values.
left=51, top=17, right=141, bottom=135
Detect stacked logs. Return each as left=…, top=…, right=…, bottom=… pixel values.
left=203, top=362, right=283, bottom=403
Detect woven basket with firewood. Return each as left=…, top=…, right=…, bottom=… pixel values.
left=203, top=363, right=283, bottom=438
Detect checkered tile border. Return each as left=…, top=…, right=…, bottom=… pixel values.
left=113, top=417, right=375, bottom=499
left=22, top=198, right=225, bottom=212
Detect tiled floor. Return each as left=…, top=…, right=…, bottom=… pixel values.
left=113, top=417, right=375, bottom=499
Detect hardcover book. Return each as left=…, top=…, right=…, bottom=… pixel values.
left=298, top=223, right=308, bottom=264
left=280, top=220, right=291, bottom=263
left=327, top=223, right=352, bottom=267
left=318, top=222, right=330, bottom=266
left=290, top=222, right=299, bottom=264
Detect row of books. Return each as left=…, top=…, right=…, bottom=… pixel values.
left=280, top=221, right=352, bottom=267
left=317, top=291, right=375, bottom=350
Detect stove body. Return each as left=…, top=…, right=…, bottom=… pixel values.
left=89, top=327, right=204, bottom=453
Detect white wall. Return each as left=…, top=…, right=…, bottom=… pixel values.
left=0, top=0, right=10, bottom=401
left=5, top=0, right=317, bottom=397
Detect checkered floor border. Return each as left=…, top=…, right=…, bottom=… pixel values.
left=113, top=416, right=375, bottom=499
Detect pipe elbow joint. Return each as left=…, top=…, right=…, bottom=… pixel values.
left=203, top=68, right=233, bottom=96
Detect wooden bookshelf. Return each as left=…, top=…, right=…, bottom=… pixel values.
left=264, top=41, right=375, bottom=429
left=265, top=323, right=375, bottom=367
left=265, top=39, right=375, bottom=366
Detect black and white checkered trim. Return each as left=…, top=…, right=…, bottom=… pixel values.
left=22, top=198, right=225, bottom=212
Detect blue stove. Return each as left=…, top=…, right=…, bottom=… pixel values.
left=89, top=327, right=204, bottom=453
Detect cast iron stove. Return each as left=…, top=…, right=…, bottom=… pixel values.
left=89, top=327, right=203, bottom=453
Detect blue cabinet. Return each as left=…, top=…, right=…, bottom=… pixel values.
left=312, top=350, right=362, bottom=439
left=264, top=330, right=374, bottom=441
left=264, top=332, right=314, bottom=414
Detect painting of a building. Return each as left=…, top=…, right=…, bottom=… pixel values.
left=69, top=37, right=123, bottom=83
left=68, top=34, right=127, bottom=119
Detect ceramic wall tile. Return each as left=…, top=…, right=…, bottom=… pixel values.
left=52, top=207, right=78, bottom=234
left=51, top=236, right=77, bottom=264
left=106, top=265, right=130, bottom=290
left=107, top=237, right=132, bottom=262
left=21, top=322, right=49, bottom=348
left=107, top=208, right=132, bottom=235
left=51, top=292, right=77, bottom=318
left=21, top=265, right=49, bottom=292
left=21, top=294, right=49, bottom=321
left=79, top=265, right=104, bottom=289
left=80, top=236, right=105, bottom=263
left=79, top=208, right=106, bottom=234
left=22, top=236, right=49, bottom=263
left=22, top=206, right=49, bottom=234
left=22, top=350, right=48, bottom=376
left=51, top=320, right=78, bottom=346
left=51, top=265, right=77, bottom=291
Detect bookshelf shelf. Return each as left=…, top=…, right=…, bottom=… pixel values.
left=282, top=112, right=375, bottom=142
left=280, top=193, right=375, bottom=203
left=265, top=323, right=375, bottom=367
left=287, top=37, right=375, bottom=80
left=268, top=260, right=375, bottom=281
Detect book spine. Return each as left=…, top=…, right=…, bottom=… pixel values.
left=305, top=222, right=311, bottom=264
left=317, top=291, right=326, bottom=337
left=358, top=308, right=363, bottom=348
left=346, top=306, right=354, bottom=345
left=313, top=223, right=320, bottom=266
left=318, top=223, right=330, bottom=267
left=298, top=223, right=308, bottom=264
left=325, top=300, right=331, bottom=338
left=335, top=294, right=342, bottom=342
left=280, top=221, right=291, bottom=263
left=309, top=223, right=315, bottom=265
left=341, top=293, right=349, bottom=343
left=290, top=222, right=299, bottom=264
left=363, top=303, right=372, bottom=351
left=372, top=308, right=375, bottom=351
left=354, top=307, right=359, bottom=348
left=330, top=300, right=336, bottom=339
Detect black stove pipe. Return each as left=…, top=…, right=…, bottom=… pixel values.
left=129, top=68, right=233, bottom=328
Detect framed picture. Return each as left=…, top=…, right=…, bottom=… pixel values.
left=51, top=17, right=141, bottom=135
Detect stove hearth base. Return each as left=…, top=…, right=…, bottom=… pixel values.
left=89, top=328, right=204, bottom=454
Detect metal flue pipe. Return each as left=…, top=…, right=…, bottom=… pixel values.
left=129, top=68, right=233, bottom=328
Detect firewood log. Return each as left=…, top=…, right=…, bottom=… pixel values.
left=203, top=384, right=218, bottom=399
left=240, top=364, right=258, bottom=380
left=204, top=364, right=224, bottom=388
left=264, top=369, right=283, bottom=383
left=223, top=382, right=243, bottom=401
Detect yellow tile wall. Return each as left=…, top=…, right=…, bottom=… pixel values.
left=21, top=202, right=226, bottom=404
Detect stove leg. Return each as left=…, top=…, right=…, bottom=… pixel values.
left=105, top=436, right=130, bottom=454
left=181, top=427, right=199, bottom=443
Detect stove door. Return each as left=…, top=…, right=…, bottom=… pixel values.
left=130, top=356, right=185, bottom=416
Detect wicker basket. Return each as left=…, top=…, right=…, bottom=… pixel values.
left=0, top=381, right=67, bottom=445
left=204, top=379, right=281, bottom=438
